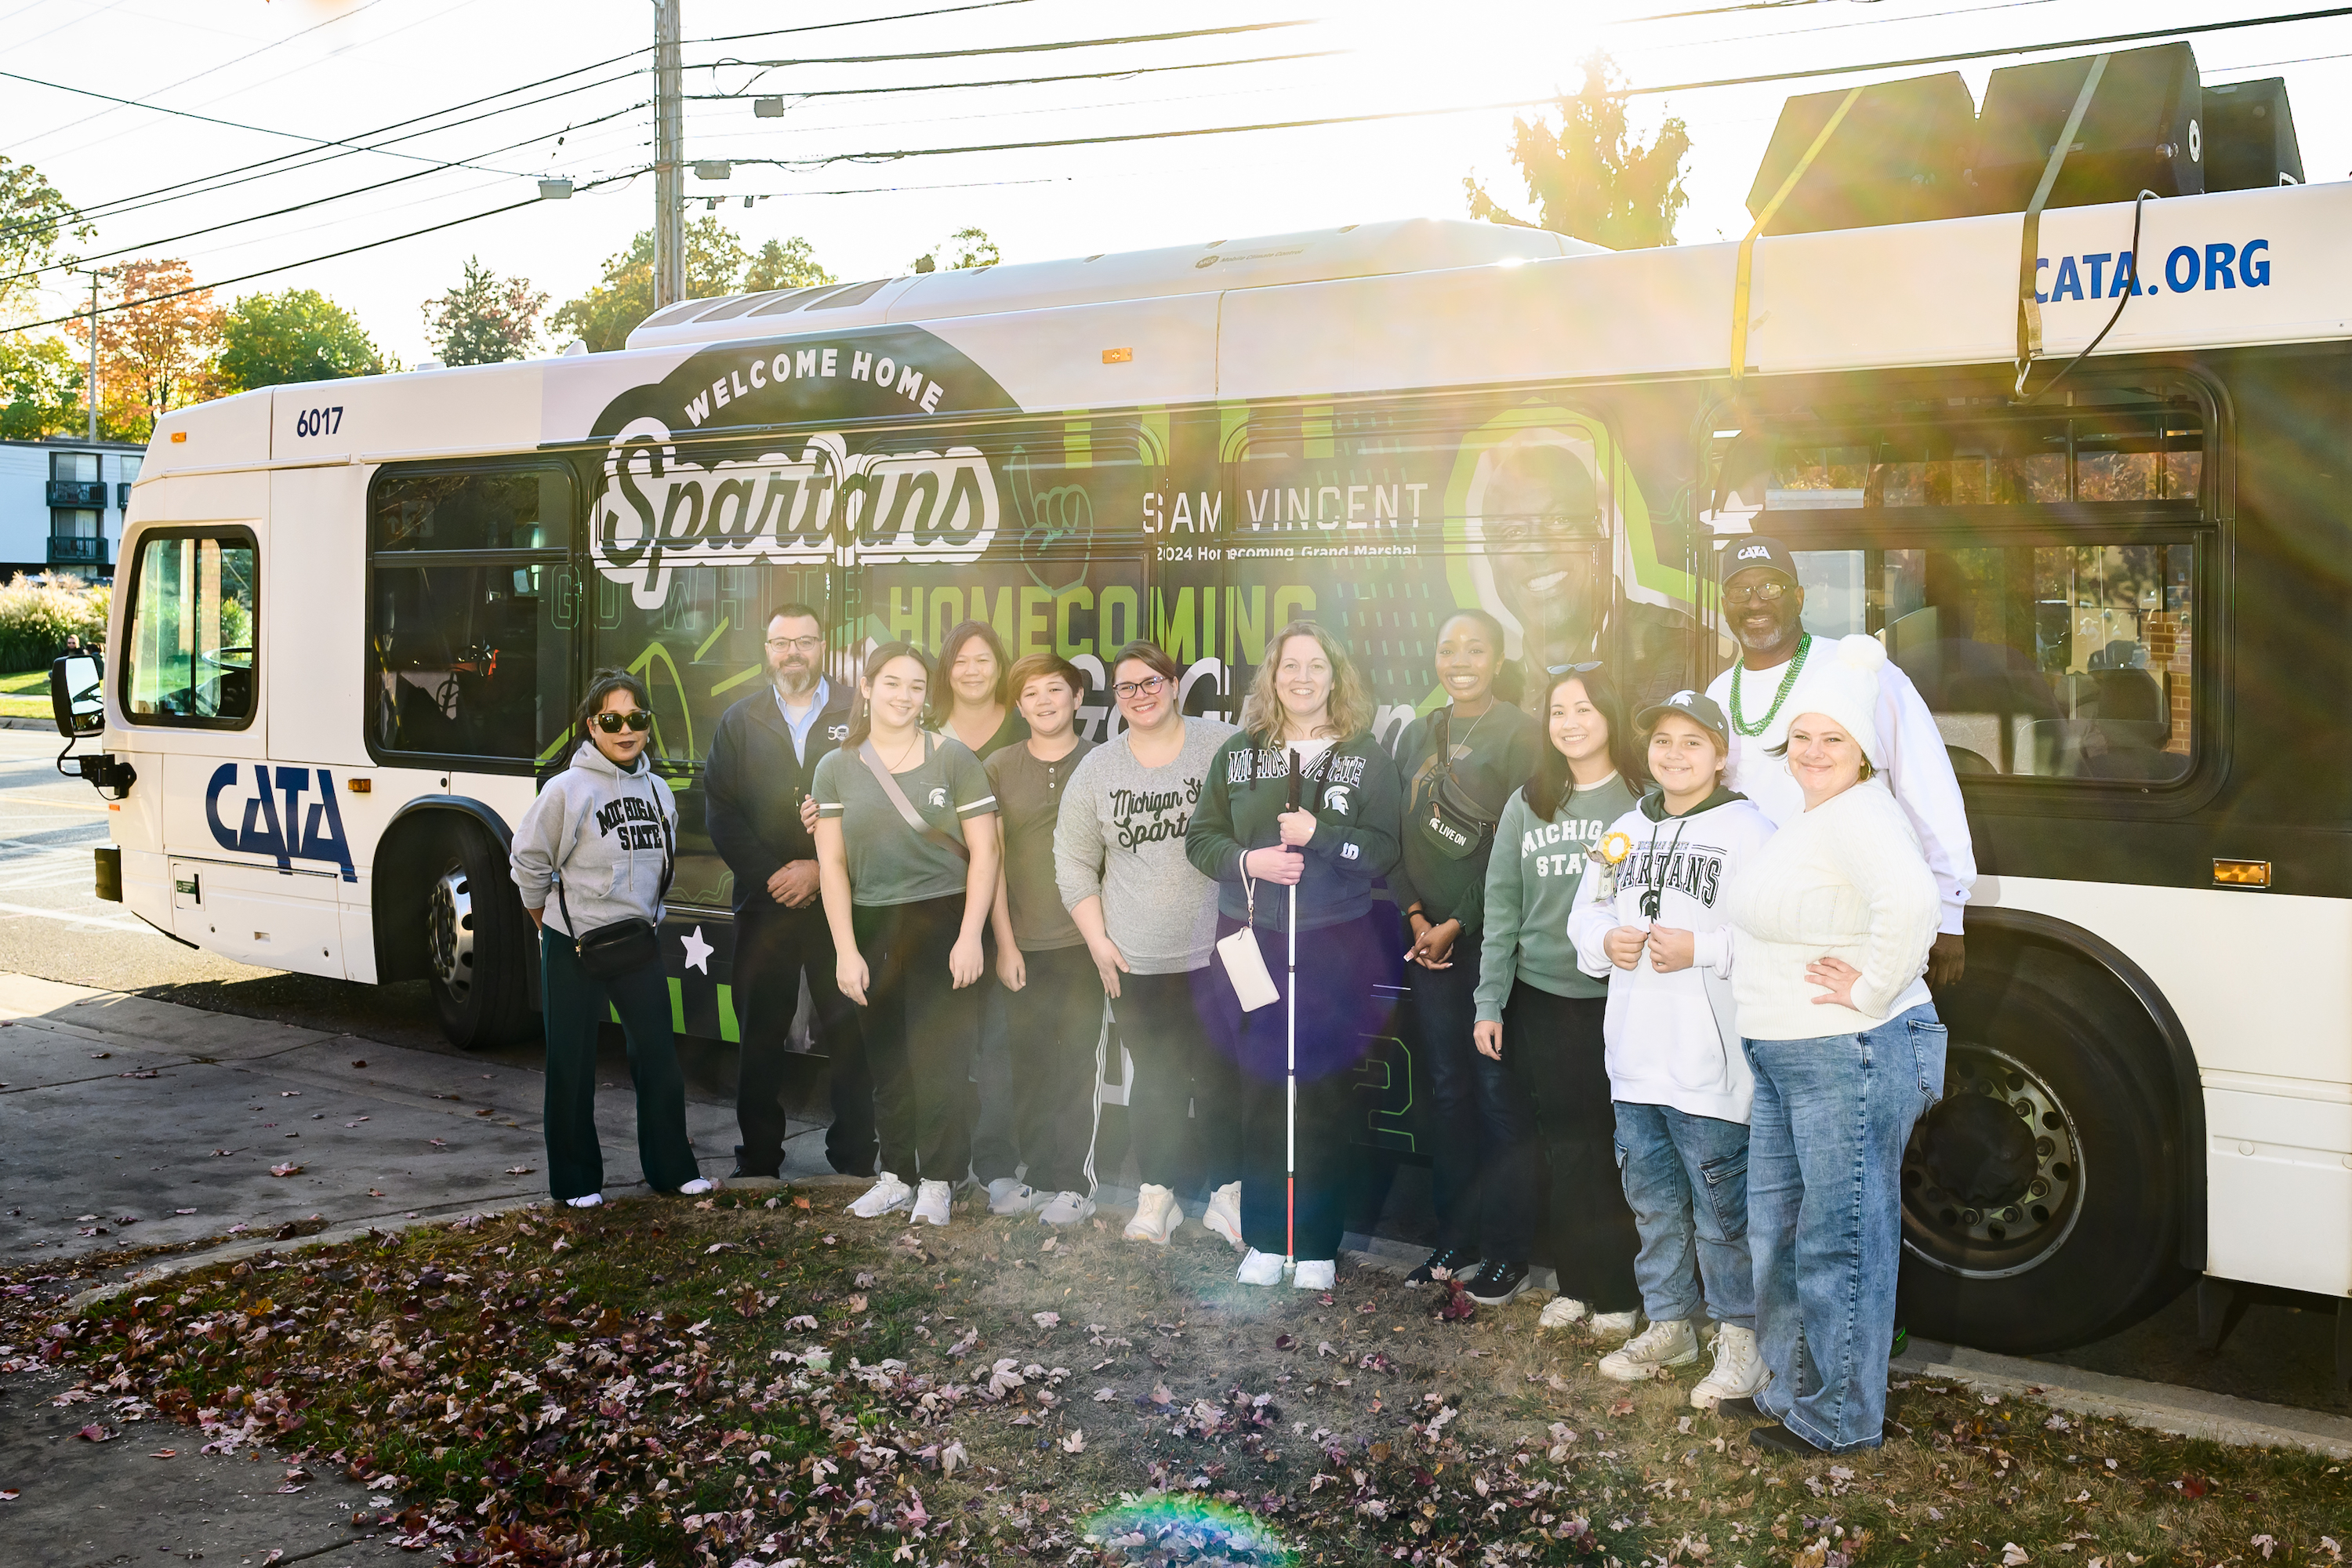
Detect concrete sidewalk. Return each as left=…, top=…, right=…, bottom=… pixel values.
left=0, top=972, right=837, bottom=1567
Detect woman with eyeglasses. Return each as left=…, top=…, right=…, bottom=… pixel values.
left=1472, top=663, right=1644, bottom=1333
left=1187, top=621, right=1403, bottom=1291
left=814, top=642, right=1002, bottom=1229
left=1053, top=642, right=1243, bottom=1247
left=510, top=669, right=713, bottom=1207
left=1389, top=610, right=1544, bottom=1306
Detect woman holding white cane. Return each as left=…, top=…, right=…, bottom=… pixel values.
left=1188, top=622, right=1401, bottom=1290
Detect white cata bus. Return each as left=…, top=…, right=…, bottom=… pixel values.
left=49, top=135, right=2352, bottom=1367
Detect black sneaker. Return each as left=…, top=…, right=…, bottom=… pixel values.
left=1711, top=1396, right=1767, bottom=1425
left=1406, top=1246, right=1480, bottom=1287
left=1465, top=1260, right=1529, bottom=1306
left=1749, top=1424, right=1829, bottom=1458
left=730, top=1145, right=781, bottom=1181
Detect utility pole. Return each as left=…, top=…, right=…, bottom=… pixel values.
left=72, top=267, right=102, bottom=442
left=652, top=0, right=685, bottom=309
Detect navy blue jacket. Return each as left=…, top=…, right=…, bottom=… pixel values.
left=703, top=682, right=855, bottom=913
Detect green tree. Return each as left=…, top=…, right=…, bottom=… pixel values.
left=0, top=154, right=91, bottom=321
left=423, top=256, right=549, bottom=366
left=1465, top=53, right=1691, bottom=250
left=744, top=235, right=833, bottom=293
left=0, top=334, right=84, bottom=438
left=913, top=226, right=1000, bottom=274
left=549, top=217, right=771, bottom=352
left=217, top=288, right=387, bottom=390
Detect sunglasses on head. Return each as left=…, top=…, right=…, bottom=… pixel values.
left=1546, top=660, right=1605, bottom=677
left=593, top=710, right=653, bottom=733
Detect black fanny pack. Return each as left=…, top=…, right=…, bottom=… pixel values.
left=553, top=785, right=674, bottom=982
left=1419, top=710, right=1501, bottom=862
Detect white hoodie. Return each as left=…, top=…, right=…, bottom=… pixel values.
left=1568, top=787, right=1777, bottom=1124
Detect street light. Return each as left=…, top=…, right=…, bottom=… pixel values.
left=537, top=179, right=574, bottom=200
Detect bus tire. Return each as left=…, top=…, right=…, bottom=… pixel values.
left=426, top=818, right=535, bottom=1050
left=1896, top=944, right=2192, bottom=1353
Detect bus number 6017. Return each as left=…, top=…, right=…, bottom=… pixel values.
left=294, top=406, right=343, bottom=437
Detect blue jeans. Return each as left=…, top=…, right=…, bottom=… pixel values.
left=1413, top=947, right=1538, bottom=1260
left=1613, top=1101, right=1754, bottom=1331
left=1744, top=1005, right=1947, bottom=1453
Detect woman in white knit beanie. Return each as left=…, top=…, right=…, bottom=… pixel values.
left=1723, top=634, right=1947, bottom=1457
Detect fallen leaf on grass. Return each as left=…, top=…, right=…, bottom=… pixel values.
left=2003, top=1546, right=2031, bottom=1566
left=1274, top=1334, right=1296, bottom=1350
left=846, top=1294, right=869, bottom=1313
left=1033, top=1311, right=1060, bottom=1329
left=792, top=1196, right=811, bottom=1210
left=2175, top=1474, right=2211, bottom=1499
left=268, top=1163, right=304, bottom=1178
left=1061, top=1428, right=1085, bottom=1454
left=1093, top=1387, right=1118, bottom=1402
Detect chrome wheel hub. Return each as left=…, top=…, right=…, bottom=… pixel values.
left=427, top=861, right=476, bottom=1002
left=1901, top=1040, right=2082, bottom=1279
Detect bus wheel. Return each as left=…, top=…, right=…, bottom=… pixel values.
left=425, top=819, right=534, bottom=1049
left=1897, top=949, right=2190, bottom=1352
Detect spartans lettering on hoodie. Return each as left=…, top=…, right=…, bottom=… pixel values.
left=1623, top=837, right=1726, bottom=907
left=593, top=793, right=673, bottom=850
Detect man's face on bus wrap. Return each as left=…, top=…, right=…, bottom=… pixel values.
left=1481, top=445, right=1603, bottom=670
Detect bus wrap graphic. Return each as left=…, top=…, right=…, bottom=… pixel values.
left=203, top=763, right=358, bottom=881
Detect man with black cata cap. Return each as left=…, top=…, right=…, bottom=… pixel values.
left=1701, top=535, right=1974, bottom=987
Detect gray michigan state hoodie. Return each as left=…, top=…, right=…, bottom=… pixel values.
left=510, top=741, right=677, bottom=937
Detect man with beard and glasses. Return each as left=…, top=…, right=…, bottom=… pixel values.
left=705, top=604, right=872, bottom=1180
left=1700, top=538, right=1973, bottom=990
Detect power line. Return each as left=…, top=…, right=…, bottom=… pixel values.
left=764, top=3, right=2352, bottom=165
left=1, top=171, right=644, bottom=339
left=688, top=49, right=1339, bottom=102
left=711, top=20, right=1319, bottom=71
left=690, top=0, right=1042, bottom=46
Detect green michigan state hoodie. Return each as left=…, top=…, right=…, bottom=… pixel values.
left=1185, top=731, right=1401, bottom=932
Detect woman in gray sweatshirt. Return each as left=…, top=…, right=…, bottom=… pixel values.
left=1054, top=641, right=1242, bottom=1250
left=510, top=670, right=711, bottom=1207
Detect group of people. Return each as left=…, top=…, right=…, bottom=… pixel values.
left=506, top=530, right=1976, bottom=1460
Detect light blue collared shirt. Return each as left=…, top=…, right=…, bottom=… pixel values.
left=775, top=675, right=830, bottom=764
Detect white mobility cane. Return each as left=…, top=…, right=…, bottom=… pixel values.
left=1285, top=748, right=1301, bottom=1272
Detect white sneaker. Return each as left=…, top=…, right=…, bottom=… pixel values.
left=677, top=1178, right=714, bottom=1196
left=1538, top=1296, right=1589, bottom=1330
left=1690, top=1323, right=1769, bottom=1410
left=1124, top=1184, right=1182, bottom=1244
left=1037, top=1190, right=1094, bottom=1225
left=848, top=1172, right=913, bottom=1218
left=564, top=1193, right=602, bottom=1209
left=1292, top=1258, right=1336, bottom=1290
left=1589, top=1308, right=1640, bottom=1341
left=986, top=1177, right=1039, bottom=1216
left=1236, top=1247, right=1285, bottom=1286
left=911, top=1179, right=953, bottom=1227
left=1203, top=1182, right=1245, bottom=1252
left=1599, top=1318, right=1701, bottom=1382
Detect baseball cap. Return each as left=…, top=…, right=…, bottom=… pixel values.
left=1635, top=688, right=1730, bottom=740
left=1719, top=534, right=1800, bottom=584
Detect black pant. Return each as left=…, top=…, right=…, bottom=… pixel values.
left=851, top=895, right=981, bottom=1185
left=1109, top=967, right=1243, bottom=1199
left=1510, top=982, right=1641, bottom=1312
left=1240, top=1069, right=1359, bottom=1261
left=731, top=898, right=869, bottom=1177
left=1410, top=944, right=1539, bottom=1261
left=539, top=927, right=700, bottom=1200
left=971, top=945, right=1107, bottom=1195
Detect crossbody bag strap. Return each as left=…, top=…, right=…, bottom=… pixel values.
left=859, top=737, right=971, bottom=863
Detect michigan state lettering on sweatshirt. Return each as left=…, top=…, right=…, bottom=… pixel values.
left=1108, top=781, right=1197, bottom=849
left=1519, top=813, right=1616, bottom=879
left=593, top=793, right=672, bottom=848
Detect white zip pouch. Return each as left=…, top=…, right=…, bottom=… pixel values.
left=1217, top=865, right=1281, bottom=1012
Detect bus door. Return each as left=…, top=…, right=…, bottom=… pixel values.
left=1222, top=399, right=1617, bottom=1163
left=586, top=429, right=842, bottom=1042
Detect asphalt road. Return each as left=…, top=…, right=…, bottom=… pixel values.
left=3, top=730, right=2347, bottom=1423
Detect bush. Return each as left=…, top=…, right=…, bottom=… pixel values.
left=0, top=573, right=111, bottom=673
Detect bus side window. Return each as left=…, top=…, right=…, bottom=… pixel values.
left=123, top=531, right=258, bottom=727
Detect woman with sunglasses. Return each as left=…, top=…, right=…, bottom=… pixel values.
left=1472, top=663, right=1643, bottom=1333
left=1390, top=610, right=1544, bottom=1306
left=1053, top=642, right=1243, bottom=1247
left=511, top=670, right=713, bottom=1207
left=814, top=642, right=1002, bottom=1229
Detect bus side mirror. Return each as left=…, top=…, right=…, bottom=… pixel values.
left=51, top=654, right=103, bottom=738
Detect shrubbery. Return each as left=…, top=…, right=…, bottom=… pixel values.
left=0, top=573, right=109, bottom=672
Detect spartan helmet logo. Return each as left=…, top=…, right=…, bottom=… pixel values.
left=1670, top=690, right=1697, bottom=707
left=1324, top=785, right=1354, bottom=817
left=927, top=786, right=948, bottom=809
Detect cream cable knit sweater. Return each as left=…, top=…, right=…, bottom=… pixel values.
left=1727, top=779, right=1940, bottom=1040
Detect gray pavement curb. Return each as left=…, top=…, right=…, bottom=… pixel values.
left=1896, top=1337, right=2352, bottom=1461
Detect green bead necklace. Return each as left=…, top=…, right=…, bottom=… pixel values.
left=1730, top=631, right=1813, bottom=738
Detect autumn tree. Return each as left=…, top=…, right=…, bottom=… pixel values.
left=1465, top=53, right=1692, bottom=250
left=423, top=256, right=548, bottom=366
left=0, top=335, right=84, bottom=438
left=913, top=226, right=1000, bottom=274
left=64, top=259, right=223, bottom=441
left=219, top=288, right=387, bottom=390
left=0, top=154, right=90, bottom=321
left=552, top=218, right=833, bottom=352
